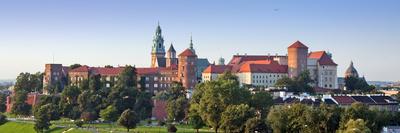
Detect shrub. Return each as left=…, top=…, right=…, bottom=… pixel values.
left=0, top=113, right=7, bottom=125
left=168, top=124, right=177, bottom=133
left=75, top=120, right=84, bottom=127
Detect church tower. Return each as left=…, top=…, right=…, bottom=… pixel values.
left=151, top=23, right=166, bottom=68
left=166, top=43, right=177, bottom=67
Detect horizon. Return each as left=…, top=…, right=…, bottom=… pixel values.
left=1, top=0, right=400, bottom=81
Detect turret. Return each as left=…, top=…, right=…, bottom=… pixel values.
left=287, top=41, right=308, bottom=78
left=166, top=43, right=177, bottom=67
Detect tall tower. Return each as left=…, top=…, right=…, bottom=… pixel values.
left=288, top=41, right=308, bottom=78
left=178, top=48, right=198, bottom=90
left=43, top=64, right=63, bottom=94
left=151, top=23, right=166, bottom=68
left=166, top=43, right=177, bottom=67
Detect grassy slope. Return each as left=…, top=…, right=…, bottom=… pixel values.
left=0, top=122, right=68, bottom=133
left=0, top=121, right=213, bottom=133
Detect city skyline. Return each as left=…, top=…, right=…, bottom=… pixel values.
left=1, top=0, right=400, bottom=81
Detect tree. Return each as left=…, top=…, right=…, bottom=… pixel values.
left=134, top=91, right=153, bottom=120
left=166, top=82, right=188, bottom=123
left=80, top=111, right=97, bottom=123
left=244, top=117, right=268, bottom=133
left=11, top=72, right=43, bottom=116
left=188, top=104, right=205, bottom=133
left=11, top=90, right=31, bottom=116
left=0, top=113, right=7, bottom=125
left=100, top=105, right=119, bottom=122
left=275, top=71, right=314, bottom=94
left=0, top=93, right=7, bottom=112
left=59, top=86, right=80, bottom=118
left=220, top=104, right=255, bottom=132
left=69, top=64, right=82, bottom=70
left=267, top=106, right=289, bottom=133
left=249, top=91, right=273, bottom=119
left=345, top=76, right=373, bottom=93
left=343, top=119, right=371, bottom=133
left=168, top=124, right=178, bottom=133
left=118, top=109, right=139, bottom=132
left=108, top=66, right=139, bottom=114
left=195, top=72, right=251, bottom=133
left=34, top=104, right=52, bottom=133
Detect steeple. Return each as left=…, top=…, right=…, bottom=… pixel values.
left=167, top=43, right=176, bottom=58
left=151, top=22, right=166, bottom=68
left=152, top=22, right=165, bottom=54
left=189, top=35, right=196, bottom=54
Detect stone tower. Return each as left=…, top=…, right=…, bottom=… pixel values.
left=166, top=43, right=177, bottom=67
left=288, top=41, right=308, bottom=78
left=43, top=64, right=63, bottom=94
left=345, top=61, right=359, bottom=78
left=151, top=23, right=166, bottom=68
left=178, top=47, right=198, bottom=90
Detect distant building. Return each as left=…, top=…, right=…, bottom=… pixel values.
left=202, top=41, right=338, bottom=89
left=345, top=61, right=359, bottom=78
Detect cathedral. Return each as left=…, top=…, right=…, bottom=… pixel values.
left=42, top=23, right=210, bottom=95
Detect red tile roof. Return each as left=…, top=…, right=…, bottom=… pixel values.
left=92, top=67, right=124, bottom=76
left=237, top=61, right=287, bottom=73
left=288, top=41, right=308, bottom=49
left=69, top=65, right=90, bottom=72
left=178, top=48, right=196, bottom=57
left=203, top=65, right=232, bottom=74
left=228, top=55, right=277, bottom=65
left=332, top=96, right=355, bottom=105
left=136, top=68, right=159, bottom=75
left=308, top=51, right=337, bottom=66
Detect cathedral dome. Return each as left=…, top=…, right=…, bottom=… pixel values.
left=345, top=61, right=359, bottom=78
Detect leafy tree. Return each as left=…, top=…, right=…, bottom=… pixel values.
left=11, top=90, right=31, bottom=116
left=59, top=86, right=80, bottom=118
left=69, top=64, right=82, bottom=70
left=249, top=91, right=273, bottom=119
left=0, top=113, right=7, bottom=125
left=189, top=104, right=205, bottom=133
left=34, top=104, right=52, bottom=133
left=318, top=104, right=342, bottom=133
left=267, top=106, right=289, bottom=133
left=168, top=124, right=178, bottom=133
left=118, top=109, right=139, bottom=132
left=104, top=65, right=113, bottom=68
left=194, top=72, right=251, bottom=133
left=221, top=104, right=255, bottom=132
left=134, top=91, right=153, bottom=120
left=339, top=102, right=388, bottom=133
left=345, top=76, right=373, bottom=93
left=100, top=105, right=119, bottom=122
left=166, top=82, right=188, bottom=123
left=11, top=72, right=43, bottom=116
left=0, top=93, right=7, bottom=112
left=80, top=111, right=97, bottom=123
left=244, top=117, right=268, bottom=133
left=342, top=119, right=371, bottom=133
left=275, top=72, right=314, bottom=94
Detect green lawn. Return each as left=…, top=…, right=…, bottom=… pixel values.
left=0, top=121, right=214, bottom=133
left=0, top=121, right=68, bottom=133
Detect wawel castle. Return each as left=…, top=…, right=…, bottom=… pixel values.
left=42, top=24, right=339, bottom=96
left=203, top=41, right=338, bottom=89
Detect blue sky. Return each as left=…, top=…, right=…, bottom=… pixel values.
left=0, top=0, right=399, bottom=81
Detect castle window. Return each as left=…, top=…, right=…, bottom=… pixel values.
left=154, top=84, right=158, bottom=88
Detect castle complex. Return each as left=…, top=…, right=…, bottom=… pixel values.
left=203, top=41, right=339, bottom=89
left=42, top=24, right=210, bottom=95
